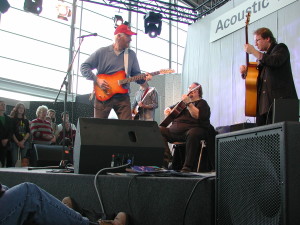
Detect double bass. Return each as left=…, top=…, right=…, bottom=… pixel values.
left=244, top=12, right=259, bottom=117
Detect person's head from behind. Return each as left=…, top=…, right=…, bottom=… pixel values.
left=253, top=27, right=276, bottom=51
left=188, top=82, right=203, bottom=98
left=36, top=105, right=48, bottom=120
left=114, top=24, right=136, bottom=50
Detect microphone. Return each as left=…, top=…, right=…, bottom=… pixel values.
left=77, top=33, right=98, bottom=38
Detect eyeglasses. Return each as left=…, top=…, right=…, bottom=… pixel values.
left=255, top=38, right=262, bottom=43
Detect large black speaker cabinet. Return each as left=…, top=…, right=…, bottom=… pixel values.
left=216, top=122, right=300, bottom=225
left=73, top=118, right=165, bottom=174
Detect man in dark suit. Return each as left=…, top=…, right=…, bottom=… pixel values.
left=240, top=27, right=298, bottom=126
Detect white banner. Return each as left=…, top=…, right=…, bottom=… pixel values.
left=210, top=0, right=297, bottom=42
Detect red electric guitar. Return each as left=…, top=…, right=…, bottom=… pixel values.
left=94, top=69, right=175, bottom=101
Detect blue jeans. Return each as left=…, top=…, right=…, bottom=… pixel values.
left=0, top=182, right=91, bottom=225
left=11, top=141, right=31, bottom=166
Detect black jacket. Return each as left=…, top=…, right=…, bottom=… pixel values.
left=257, top=43, right=298, bottom=114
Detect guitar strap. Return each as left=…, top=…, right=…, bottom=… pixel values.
left=141, top=87, right=149, bottom=101
left=124, top=48, right=129, bottom=76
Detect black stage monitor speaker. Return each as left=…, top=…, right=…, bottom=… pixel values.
left=73, top=118, right=165, bottom=174
left=272, top=98, right=299, bottom=123
left=32, top=144, right=70, bottom=167
left=216, top=121, right=300, bottom=225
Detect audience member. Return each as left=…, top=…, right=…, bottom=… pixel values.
left=0, top=100, right=13, bottom=167
left=9, top=102, right=31, bottom=167
left=56, top=111, right=76, bottom=148
left=47, top=109, right=58, bottom=134
left=30, top=105, right=56, bottom=145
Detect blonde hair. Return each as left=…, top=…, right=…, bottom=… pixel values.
left=36, top=105, right=48, bottom=117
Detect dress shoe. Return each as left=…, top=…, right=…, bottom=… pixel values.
left=98, top=212, right=128, bottom=225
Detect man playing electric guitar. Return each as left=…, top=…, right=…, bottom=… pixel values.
left=80, top=24, right=152, bottom=119
left=131, top=81, right=158, bottom=121
left=159, top=82, right=211, bottom=172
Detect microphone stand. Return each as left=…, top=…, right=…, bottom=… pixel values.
left=56, top=38, right=85, bottom=168
left=28, top=38, right=85, bottom=171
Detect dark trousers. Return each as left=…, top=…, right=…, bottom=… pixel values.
left=160, top=125, right=208, bottom=171
left=256, top=111, right=273, bottom=126
left=94, top=95, right=131, bottom=120
left=0, top=145, right=12, bottom=167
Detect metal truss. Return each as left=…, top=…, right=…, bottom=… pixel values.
left=190, top=0, right=230, bottom=18
left=81, top=0, right=199, bottom=24
left=80, top=0, right=230, bottom=24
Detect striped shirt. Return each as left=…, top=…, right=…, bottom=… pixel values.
left=30, top=118, right=53, bottom=145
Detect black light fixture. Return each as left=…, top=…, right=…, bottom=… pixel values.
left=144, top=11, right=162, bottom=38
left=0, top=0, right=10, bottom=14
left=24, top=0, right=43, bottom=15
left=114, top=15, right=123, bottom=28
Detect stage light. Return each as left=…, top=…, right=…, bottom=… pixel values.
left=144, top=11, right=162, bottom=38
left=24, top=0, right=43, bottom=15
left=0, top=0, right=10, bottom=14
left=56, top=0, right=71, bottom=21
left=114, top=15, right=123, bottom=28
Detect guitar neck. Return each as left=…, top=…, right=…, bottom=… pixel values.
left=245, top=12, right=250, bottom=66
left=119, top=71, right=160, bottom=85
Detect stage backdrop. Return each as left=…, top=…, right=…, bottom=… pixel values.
left=182, top=0, right=300, bottom=128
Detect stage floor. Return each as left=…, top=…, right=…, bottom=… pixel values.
left=0, top=168, right=215, bottom=225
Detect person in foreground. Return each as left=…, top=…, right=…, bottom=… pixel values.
left=0, top=183, right=127, bottom=225
left=160, top=82, right=211, bottom=172
left=80, top=24, right=151, bottom=119
left=240, top=27, right=298, bottom=126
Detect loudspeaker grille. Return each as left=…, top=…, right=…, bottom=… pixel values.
left=217, top=131, right=282, bottom=225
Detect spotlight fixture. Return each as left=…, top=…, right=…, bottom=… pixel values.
left=24, top=0, right=43, bottom=15
left=144, top=11, right=162, bottom=38
left=114, top=15, right=123, bottom=28
left=56, top=0, right=71, bottom=21
left=0, top=0, right=10, bottom=14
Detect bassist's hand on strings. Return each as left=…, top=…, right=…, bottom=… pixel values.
left=244, top=44, right=263, bottom=60
left=240, top=65, right=247, bottom=79
left=244, top=44, right=256, bottom=54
